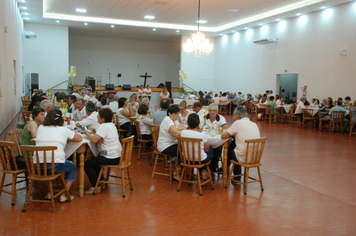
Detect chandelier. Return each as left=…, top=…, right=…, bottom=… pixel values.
left=183, top=0, right=213, bottom=57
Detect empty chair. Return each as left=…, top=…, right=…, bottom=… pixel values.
left=302, top=108, right=314, bottom=128
left=135, top=120, right=153, bottom=161
left=21, top=111, right=32, bottom=125
left=7, top=130, right=22, bottom=156
left=318, top=110, right=331, bottom=131
left=219, top=101, right=228, bottom=115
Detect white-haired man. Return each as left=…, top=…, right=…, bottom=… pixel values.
left=73, top=98, right=87, bottom=121
left=135, top=96, right=154, bottom=118
left=40, top=100, right=53, bottom=114
left=109, top=94, right=120, bottom=112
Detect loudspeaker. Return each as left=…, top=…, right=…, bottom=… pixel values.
left=165, top=81, right=172, bottom=98
left=157, top=83, right=164, bottom=88
left=88, top=79, right=96, bottom=92
left=117, top=74, right=121, bottom=77
left=123, top=84, right=131, bottom=90
left=105, top=84, right=114, bottom=90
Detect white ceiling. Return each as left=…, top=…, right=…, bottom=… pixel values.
left=20, top=0, right=352, bottom=42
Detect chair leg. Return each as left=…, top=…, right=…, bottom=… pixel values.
left=127, top=168, right=133, bottom=190
left=177, top=167, right=185, bottom=192
left=206, top=166, right=214, bottom=190
left=197, top=168, right=203, bottom=196
left=151, top=153, right=159, bottom=179
left=25, top=172, right=29, bottom=188
left=11, top=174, right=17, bottom=206
left=243, top=167, right=249, bottom=195
left=350, top=124, right=354, bottom=135
left=0, top=173, right=5, bottom=198
left=169, top=156, right=172, bottom=181
left=94, top=167, right=104, bottom=194
left=22, top=181, right=33, bottom=212
left=121, top=169, right=125, bottom=197
left=60, top=175, right=72, bottom=200
left=48, top=181, right=55, bottom=213
left=257, top=166, right=264, bottom=191
left=137, top=142, right=142, bottom=161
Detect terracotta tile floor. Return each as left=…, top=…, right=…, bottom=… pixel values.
left=1, top=114, right=356, bottom=235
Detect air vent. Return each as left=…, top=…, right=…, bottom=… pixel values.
left=253, top=38, right=278, bottom=45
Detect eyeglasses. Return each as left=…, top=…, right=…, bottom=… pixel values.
left=209, top=109, right=218, bottom=112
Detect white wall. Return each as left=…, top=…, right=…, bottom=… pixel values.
left=69, top=36, right=181, bottom=88
left=0, top=0, right=24, bottom=133
left=183, top=1, right=356, bottom=101
left=23, top=23, right=69, bottom=91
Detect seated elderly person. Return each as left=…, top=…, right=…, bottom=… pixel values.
left=294, top=97, right=306, bottom=119
left=109, top=94, right=119, bottom=112
left=136, top=104, right=154, bottom=147
left=153, top=98, right=171, bottom=125
left=200, top=103, right=228, bottom=173
left=135, top=96, right=154, bottom=118
left=192, top=102, right=205, bottom=118
left=328, top=100, right=349, bottom=132
left=73, top=98, right=87, bottom=121
left=287, top=97, right=297, bottom=105
left=221, top=107, right=260, bottom=182
left=68, top=95, right=77, bottom=113
left=76, top=103, right=100, bottom=131
left=40, top=100, right=54, bottom=114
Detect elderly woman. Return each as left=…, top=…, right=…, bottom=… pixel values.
left=36, top=109, right=82, bottom=202
left=295, top=97, right=306, bottom=119
left=178, top=100, right=193, bottom=127
left=117, top=97, right=135, bottom=136
left=200, top=103, right=228, bottom=173
left=136, top=104, right=154, bottom=147
left=129, top=93, right=139, bottom=112
left=84, top=108, right=122, bottom=194
left=76, top=103, right=100, bottom=131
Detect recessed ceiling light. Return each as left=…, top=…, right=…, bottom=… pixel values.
left=24, top=17, right=30, bottom=20
left=20, top=0, right=25, bottom=2
left=321, top=6, right=326, bottom=9
left=76, top=8, right=87, bottom=13
left=176, top=30, right=179, bottom=32
left=111, top=25, right=114, bottom=28
left=84, top=23, right=88, bottom=26
left=56, top=20, right=60, bottom=23
left=276, top=19, right=280, bottom=21
left=22, top=12, right=28, bottom=15
left=244, top=27, right=248, bottom=29
left=259, top=23, right=263, bottom=25
left=231, top=31, right=235, bottom=33
left=227, top=9, right=239, bottom=12
left=144, top=15, right=155, bottom=20
left=296, top=13, right=301, bottom=16
left=197, top=20, right=207, bottom=24
left=220, top=34, right=223, bottom=36
left=20, top=6, right=27, bottom=9
left=153, top=28, right=156, bottom=31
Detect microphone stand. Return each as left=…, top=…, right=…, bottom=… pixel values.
left=107, top=68, right=111, bottom=84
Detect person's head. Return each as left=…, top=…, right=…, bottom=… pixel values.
left=328, top=97, right=333, bottom=105
left=345, top=96, right=351, bottom=104
left=270, top=90, right=273, bottom=94
left=31, top=95, right=39, bottom=104
left=187, top=113, right=200, bottom=129
left=98, top=108, right=112, bottom=124
left=179, top=101, right=187, bottom=113
left=275, top=95, right=280, bottom=100
left=85, top=103, right=96, bottom=115
left=323, top=98, right=328, bottom=105
left=68, top=95, right=77, bottom=105
left=311, top=98, right=316, bottom=103
left=32, top=107, right=46, bottom=124
left=55, top=92, right=65, bottom=102
left=269, top=95, right=275, bottom=101
left=314, top=99, right=320, bottom=104
left=85, top=82, right=89, bottom=87
left=300, top=97, right=306, bottom=103
left=292, top=97, right=296, bottom=101
left=108, top=94, right=114, bottom=101
left=40, top=100, right=53, bottom=113
left=100, top=96, right=108, bottom=106
left=118, top=97, right=127, bottom=108
left=160, top=98, right=171, bottom=109
left=76, top=98, right=85, bottom=110
left=167, top=105, right=180, bottom=121
left=141, top=97, right=150, bottom=105
left=282, top=89, right=285, bottom=92
left=130, top=93, right=137, bottom=102
left=214, top=93, right=218, bottom=97
left=337, top=100, right=343, bottom=106
left=43, top=109, right=64, bottom=127
left=208, top=104, right=219, bottom=119
left=238, top=92, right=242, bottom=96
left=114, top=94, right=120, bottom=102
left=138, top=104, right=149, bottom=115
left=147, top=84, right=150, bottom=89
left=140, top=85, right=143, bottom=89
left=192, top=102, right=202, bottom=113
left=233, top=107, right=248, bottom=121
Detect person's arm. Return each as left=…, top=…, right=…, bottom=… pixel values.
left=221, top=130, right=232, bottom=139
left=128, top=103, right=135, bottom=116
left=204, top=141, right=209, bottom=152
left=148, top=111, right=153, bottom=119
left=84, top=130, right=102, bottom=143
left=27, top=121, right=39, bottom=138
left=168, top=124, right=181, bottom=137
left=71, top=133, right=82, bottom=142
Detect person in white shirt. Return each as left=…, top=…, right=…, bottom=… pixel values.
left=295, top=97, right=306, bottom=119
left=200, top=103, right=228, bottom=173
left=213, top=94, right=220, bottom=105
left=40, top=100, right=54, bottom=114
left=76, top=103, right=101, bottom=131
left=135, top=96, right=154, bottom=118
left=73, top=98, right=87, bottom=121
left=221, top=107, right=260, bottom=182
left=178, top=100, right=193, bottom=127
left=83, top=92, right=91, bottom=102
left=138, top=85, right=145, bottom=97
left=99, top=96, right=109, bottom=109
left=68, top=95, right=77, bottom=113
left=144, top=84, right=152, bottom=100
left=109, top=94, right=119, bottom=112
left=192, top=102, right=206, bottom=118
left=117, top=97, right=135, bottom=137
left=159, top=86, right=170, bottom=105
left=129, top=93, right=139, bottom=112
left=84, top=108, right=122, bottom=194
left=157, top=106, right=183, bottom=157
left=136, top=104, right=153, bottom=148
left=36, top=109, right=82, bottom=202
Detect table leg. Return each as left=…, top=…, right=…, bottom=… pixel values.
left=78, top=145, right=86, bottom=198
left=223, top=141, right=229, bottom=188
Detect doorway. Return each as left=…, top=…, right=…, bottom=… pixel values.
left=276, top=73, right=298, bottom=102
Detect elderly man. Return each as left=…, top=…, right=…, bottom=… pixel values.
left=231, top=93, right=240, bottom=112
left=153, top=98, right=171, bottom=125
left=76, top=103, right=100, bottom=131
left=68, top=95, right=77, bottom=113
left=40, top=100, right=53, bottom=114
left=221, top=107, right=260, bottom=182
left=109, top=94, right=119, bottom=112
left=192, top=102, right=205, bottom=118
left=288, top=97, right=297, bottom=105
left=328, top=100, right=348, bottom=132
left=136, top=96, right=154, bottom=118
left=73, top=98, right=87, bottom=121
left=295, top=97, right=306, bottom=119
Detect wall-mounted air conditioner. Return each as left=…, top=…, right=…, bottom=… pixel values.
left=253, top=38, right=278, bottom=45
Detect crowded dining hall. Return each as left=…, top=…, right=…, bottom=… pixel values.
left=1, top=0, right=356, bottom=235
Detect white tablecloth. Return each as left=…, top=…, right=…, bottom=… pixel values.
left=203, top=132, right=229, bottom=149
left=64, top=134, right=99, bottom=158
left=276, top=104, right=291, bottom=113
left=173, top=99, right=196, bottom=106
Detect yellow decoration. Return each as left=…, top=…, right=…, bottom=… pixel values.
left=179, top=70, right=187, bottom=92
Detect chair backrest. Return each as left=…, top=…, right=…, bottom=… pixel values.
left=177, top=136, right=203, bottom=166
left=290, top=105, right=295, bottom=115
left=302, top=108, right=314, bottom=118
left=209, top=99, right=214, bottom=104
left=220, top=101, right=227, bottom=106
left=244, top=137, right=267, bottom=165
left=7, top=130, right=22, bottom=156
left=0, top=141, right=20, bottom=171
left=149, top=124, right=160, bottom=151
left=264, top=104, right=272, bottom=114
left=350, top=111, right=353, bottom=124
left=129, top=117, right=137, bottom=125
left=318, top=109, right=322, bottom=119
left=135, top=120, right=143, bottom=140
left=119, top=136, right=134, bottom=166
left=22, top=111, right=32, bottom=124
left=332, top=111, right=345, bottom=123
left=20, top=145, right=57, bottom=178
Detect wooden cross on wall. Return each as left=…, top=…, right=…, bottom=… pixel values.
left=139, top=72, right=152, bottom=87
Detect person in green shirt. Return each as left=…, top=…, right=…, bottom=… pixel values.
left=21, top=107, right=46, bottom=146
left=267, top=96, right=277, bottom=115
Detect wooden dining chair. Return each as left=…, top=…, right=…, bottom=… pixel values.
left=349, top=112, right=355, bottom=136
left=264, top=105, right=277, bottom=123
left=21, top=111, right=32, bottom=125
left=302, top=108, right=314, bottom=128
left=93, top=136, right=134, bottom=197
left=135, top=121, right=153, bottom=161
left=7, top=130, right=23, bottom=156
left=281, top=106, right=292, bottom=123
left=330, top=111, right=346, bottom=133
left=0, top=141, right=29, bottom=206
left=176, top=137, right=214, bottom=196
left=219, top=101, right=228, bottom=115
left=318, top=110, right=331, bottom=131
left=20, top=145, right=72, bottom=213
left=115, top=117, right=129, bottom=140
left=198, top=98, right=204, bottom=106
left=250, top=103, right=258, bottom=121
left=289, top=106, right=301, bottom=126
left=228, top=137, right=267, bottom=194
left=150, top=124, right=172, bottom=181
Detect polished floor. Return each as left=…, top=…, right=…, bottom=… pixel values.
left=1, top=114, right=356, bottom=236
